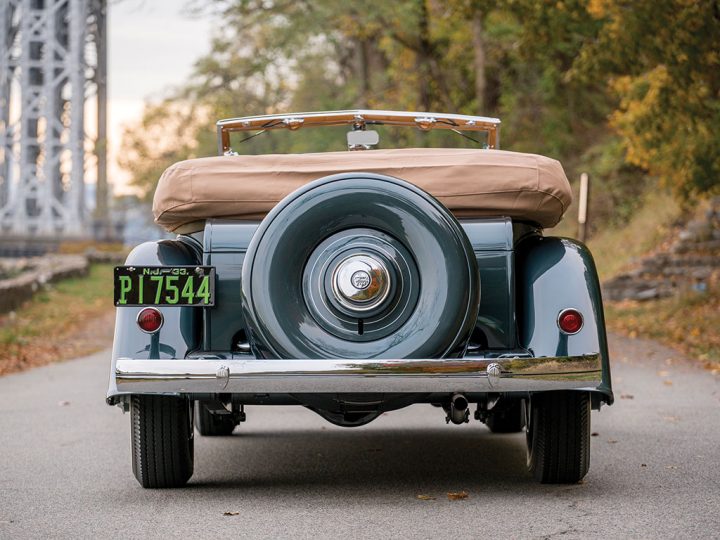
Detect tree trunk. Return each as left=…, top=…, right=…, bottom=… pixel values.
left=417, top=0, right=432, bottom=111
left=357, top=38, right=370, bottom=108
left=471, top=11, right=486, bottom=113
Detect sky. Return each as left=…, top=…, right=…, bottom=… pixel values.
left=108, top=0, right=213, bottom=193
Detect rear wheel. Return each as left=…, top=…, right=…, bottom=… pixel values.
left=525, top=391, right=590, bottom=483
left=195, top=401, right=237, bottom=436
left=131, top=395, right=194, bottom=488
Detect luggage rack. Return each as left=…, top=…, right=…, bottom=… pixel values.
left=216, top=109, right=501, bottom=154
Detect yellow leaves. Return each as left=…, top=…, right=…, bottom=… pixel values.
left=586, top=0, right=610, bottom=19
left=0, top=265, right=115, bottom=376
left=584, top=1, right=720, bottom=200
left=415, top=492, right=468, bottom=501
left=606, top=286, right=720, bottom=372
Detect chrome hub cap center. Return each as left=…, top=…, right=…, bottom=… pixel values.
left=331, top=254, right=391, bottom=312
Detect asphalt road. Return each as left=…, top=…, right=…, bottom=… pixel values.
left=1, top=333, right=719, bottom=539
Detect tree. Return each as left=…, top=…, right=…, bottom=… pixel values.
left=576, top=0, right=720, bottom=199
left=119, top=0, right=718, bottom=216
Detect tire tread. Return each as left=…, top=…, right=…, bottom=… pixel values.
left=131, top=395, right=193, bottom=488
left=528, top=391, right=590, bottom=484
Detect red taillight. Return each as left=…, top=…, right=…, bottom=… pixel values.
left=137, top=308, right=163, bottom=333
left=558, top=308, right=583, bottom=334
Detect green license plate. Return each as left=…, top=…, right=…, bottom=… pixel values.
left=114, top=266, right=215, bottom=306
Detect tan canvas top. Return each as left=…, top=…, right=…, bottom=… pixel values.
left=153, top=148, right=572, bottom=232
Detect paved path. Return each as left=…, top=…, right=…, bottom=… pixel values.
left=1, top=334, right=719, bottom=539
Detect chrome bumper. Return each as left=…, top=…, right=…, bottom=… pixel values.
left=114, top=353, right=602, bottom=394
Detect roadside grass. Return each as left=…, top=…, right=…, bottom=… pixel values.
left=587, top=191, right=682, bottom=281
left=605, top=290, right=720, bottom=372
left=0, top=264, right=115, bottom=376
left=588, top=192, right=719, bottom=369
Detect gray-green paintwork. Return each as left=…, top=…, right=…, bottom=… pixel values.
left=201, top=218, right=517, bottom=352
left=109, top=239, right=202, bottom=397
left=110, top=211, right=612, bottom=404
left=516, top=235, right=613, bottom=402
left=240, top=174, right=480, bottom=360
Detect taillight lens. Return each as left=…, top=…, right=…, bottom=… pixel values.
left=558, top=308, right=583, bottom=334
left=137, top=308, right=163, bottom=333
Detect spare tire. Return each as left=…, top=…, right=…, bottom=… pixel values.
left=241, top=173, right=479, bottom=359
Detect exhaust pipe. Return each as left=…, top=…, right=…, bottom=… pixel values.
left=445, top=393, right=470, bottom=424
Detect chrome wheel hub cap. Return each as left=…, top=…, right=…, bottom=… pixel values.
left=331, top=254, right=391, bottom=312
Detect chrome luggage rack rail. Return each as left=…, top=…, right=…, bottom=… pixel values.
left=216, top=109, right=501, bottom=154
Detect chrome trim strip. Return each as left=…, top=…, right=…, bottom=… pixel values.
left=115, top=354, right=602, bottom=394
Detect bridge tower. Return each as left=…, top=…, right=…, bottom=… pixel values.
left=0, top=0, right=106, bottom=240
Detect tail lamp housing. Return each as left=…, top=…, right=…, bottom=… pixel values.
left=557, top=308, right=583, bottom=334
left=136, top=307, right=164, bottom=334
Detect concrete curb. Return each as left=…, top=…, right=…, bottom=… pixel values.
left=0, top=255, right=89, bottom=314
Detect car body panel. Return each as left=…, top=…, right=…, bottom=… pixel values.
left=516, top=235, right=613, bottom=403
left=108, top=221, right=613, bottom=406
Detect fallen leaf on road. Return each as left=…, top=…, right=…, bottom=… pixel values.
left=641, top=464, right=647, bottom=467
left=663, top=415, right=679, bottom=422
left=223, top=512, right=240, bottom=516
left=607, top=439, right=618, bottom=444
left=591, top=432, right=599, bottom=437
left=447, top=491, right=468, bottom=501
left=58, top=400, right=70, bottom=406
left=663, top=380, right=673, bottom=386
left=657, top=370, right=669, bottom=377
left=620, top=394, right=634, bottom=399
left=416, top=494, right=435, bottom=501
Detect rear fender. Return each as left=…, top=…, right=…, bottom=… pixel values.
left=516, top=236, right=613, bottom=403
left=108, top=239, right=202, bottom=401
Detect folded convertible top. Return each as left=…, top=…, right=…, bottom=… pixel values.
left=152, top=148, right=572, bottom=232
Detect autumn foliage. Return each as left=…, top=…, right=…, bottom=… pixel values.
left=121, top=0, right=720, bottom=214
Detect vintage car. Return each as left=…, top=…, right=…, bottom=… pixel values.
left=109, top=110, right=613, bottom=488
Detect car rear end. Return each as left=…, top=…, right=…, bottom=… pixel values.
left=108, top=111, right=612, bottom=488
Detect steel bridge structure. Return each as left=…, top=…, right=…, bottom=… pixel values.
left=0, top=0, right=107, bottom=240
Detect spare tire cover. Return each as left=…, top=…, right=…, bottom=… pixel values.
left=241, top=173, right=479, bottom=359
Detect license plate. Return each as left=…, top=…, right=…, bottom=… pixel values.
left=114, top=266, right=215, bottom=306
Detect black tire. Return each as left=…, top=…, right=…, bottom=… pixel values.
left=195, top=401, right=237, bottom=436
left=485, top=399, right=524, bottom=433
left=131, top=395, right=194, bottom=488
left=526, top=391, right=590, bottom=484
